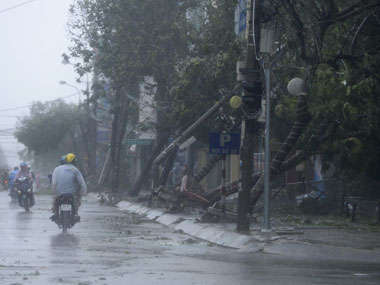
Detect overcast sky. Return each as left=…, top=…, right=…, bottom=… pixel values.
left=0, top=0, right=80, bottom=167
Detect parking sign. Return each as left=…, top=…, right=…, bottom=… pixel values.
left=209, top=133, right=241, bottom=155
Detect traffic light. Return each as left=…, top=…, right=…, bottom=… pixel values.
left=241, top=81, right=262, bottom=116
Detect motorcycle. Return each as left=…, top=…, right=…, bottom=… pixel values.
left=52, top=194, right=80, bottom=233
left=15, top=176, right=34, bottom=211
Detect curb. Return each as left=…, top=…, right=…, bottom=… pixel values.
left=115, top=199, right=380, bottom=262
left=117, top=200, right=264, bottom=251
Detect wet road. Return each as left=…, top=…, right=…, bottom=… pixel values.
left=1, top=191, right=380, bottom=285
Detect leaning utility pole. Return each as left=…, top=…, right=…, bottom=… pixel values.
left=110, top=89, right=129, bottom=194
left=237, top=0, right=263, bottom=232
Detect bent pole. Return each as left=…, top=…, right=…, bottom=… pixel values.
left=152, top=90, right=235, bottom=166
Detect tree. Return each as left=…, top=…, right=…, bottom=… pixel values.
left=248, top=0, right=380, bottom=207
left=15, top=101, right=78, bottom=154
left=170, top=0, right=242, bottom=141
left=14, top=100, right=83, bottom=174
left=66, top=0, right=235, bottom=195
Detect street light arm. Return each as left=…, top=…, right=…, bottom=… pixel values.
left=59, top=81, right=82, bottom=104
left=60, top=81, right=81, bottom=93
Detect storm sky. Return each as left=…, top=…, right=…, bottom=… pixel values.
left=0, top=0, right=80, bottom=167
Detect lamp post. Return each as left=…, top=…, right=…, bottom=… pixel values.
left=59, top=80, right=82, bottom=105
left=260, top=24, right=282, bottom=231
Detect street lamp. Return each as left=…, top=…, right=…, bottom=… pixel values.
left=287, top=78, right=306, bottom=96
left=59, top=81, right=82, bottom=104
left=259, top=23, right=282, bottom=232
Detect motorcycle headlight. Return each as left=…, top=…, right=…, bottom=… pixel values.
left=27, top=189, right=32, bottom=193
left=18, top=191, right=22, bottom=194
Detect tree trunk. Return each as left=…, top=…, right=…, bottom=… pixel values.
left=130, top=135, right=168, bottom=196
left=249, top=94, right=310, bottom=209
left=86, top=107, right=97, bottom=177
left=158, top=146, right=178, bottom=187
left=193, top=154, right=224, bottom=184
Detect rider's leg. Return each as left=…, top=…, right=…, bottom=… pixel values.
left=74, top=194, right=81, bottom=216
left=50, top=196, right=59, bottom=221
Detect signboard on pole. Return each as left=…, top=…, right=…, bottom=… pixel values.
left=209, top=133, right=241, bottom=155
left=235, top=0, right=247, bottom=36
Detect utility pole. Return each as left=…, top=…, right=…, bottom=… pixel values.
left=237, top=0, right=262, bottom=232
left=110, top=89, right=129, bottom=195
left=85, top=78, right=97, bottom=177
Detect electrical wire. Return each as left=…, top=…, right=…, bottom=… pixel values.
left=0, top=92, right=78, bottom=112
left=0, top=104, right=32, bottom=112
left=0, top=0, right=39, bottom=15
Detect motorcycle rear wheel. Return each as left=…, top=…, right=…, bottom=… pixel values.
left=61, top=211, right=71, bottom=233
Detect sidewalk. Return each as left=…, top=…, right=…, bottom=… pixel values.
left=116, top=199, right=380, bottom=263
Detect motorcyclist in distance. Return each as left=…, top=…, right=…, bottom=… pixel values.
left=14, top=162, right=35, bottom=206
left=51, top=153, right=87, bottom=221
left=16, top=162, right=31, bottom=179
left=8, top=166, right=19, bottom=195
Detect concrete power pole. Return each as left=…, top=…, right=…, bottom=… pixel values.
left=237, top=0, right=262, bottom=232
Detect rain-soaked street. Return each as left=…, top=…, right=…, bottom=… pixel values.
left=1, top=191, right=380, bottom=285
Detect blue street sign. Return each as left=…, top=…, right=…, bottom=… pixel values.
left=209, top=133, right=241, bottom=155
left=235, top=0, right=247, bottom=35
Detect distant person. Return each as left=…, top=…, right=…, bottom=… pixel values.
left=9, top=167, right=19, bottom=183
left=180, top=165, right=190, bottom=193
left=8, top=166, right=19, bottom=195
left=169, top=162, right=181, bottom=187
left=15, top=162, right=32, bottom=180
left=27, top=166, right=39, bottom=191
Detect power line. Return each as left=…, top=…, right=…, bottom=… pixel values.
left=0, top=0, right=39, bottom=15
left=0, top=104, right=32, bottom=112
left=0, top=128, right=15, bottom=132
left=0, top=92, right=78, bottom=112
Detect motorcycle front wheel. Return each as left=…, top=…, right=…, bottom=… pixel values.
left=23, top=196, right=30, bottom=212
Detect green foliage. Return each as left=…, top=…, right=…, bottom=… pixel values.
left=67, top=0, right=196, bottom=87
left=265, top=0, right=380, bottom=185
left=65, top=0, right=380, bottom=190
left=67, top=0, right=242, bottom=142
left=15, top=101, right=78, bottom=155
left=170, top=0, right=242, bottom=141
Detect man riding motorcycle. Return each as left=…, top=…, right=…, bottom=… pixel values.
left=14, top=162, right=35, bottom=207
left=15, top=162, right=30, bottom=179
left=50, top=153, right=87, bottom=222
